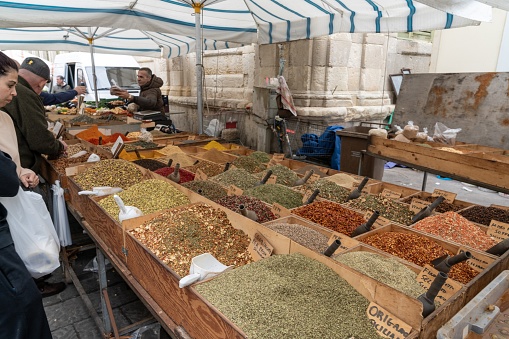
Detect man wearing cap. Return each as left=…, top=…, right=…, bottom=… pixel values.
left=4, top=57, right=67, bottom=173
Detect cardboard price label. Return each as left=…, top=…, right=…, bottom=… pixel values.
left=327, top=232, right=359, bottom=254
left=431, top=189, right=456, bottom=203
left=248, top=232, right=274, bottom=261
left=272, top=153, right=285, bottom=161
left=227, top=185, right=243, bottom=196
left=266, top=175, right=277, bottom=185
left=306, top=172, right=321, bottom=184
left=188, top=135, right=197, bottom=140
left=416, top=265, right=463, bottom=306
left=194, top=169, right=208, bottom=181
left=366, top=302, right=412, bottom=339
left=365, top=211, right=391, bottom=228
left=302, top=190, right=313, bottom=204
left=381, top=188, right=402, bottom=200
left=458, top=247, right=495, bottom=272
left=410, top=198, right=429, bottom=214
left=270, top=203, right=290, bottom=218
left=487, top=220, right=509, bottom=242
left=111, top=136, right=125, bottom=159
left=52, top=121, right=64, bottom=138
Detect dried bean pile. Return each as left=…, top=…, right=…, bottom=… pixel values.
left=195, top=253, right=380, bottom=339
left=124, top=141, right=159, bottom=151
left=182, top=180, right=228, bottom=202
left=346, top=194, right=414, bottom=225
left=295, top=178, right=350, bottom=204
left=232, top=156, right=266, bottom=173
left=361, top=232, right=479, bottom=284
left=413, top=212, right=497, bottom=251
left=244, top=184, right=303, bottom=209
left=73, top=159, right=143, bottom=190
left=210, top=168, right=259, bottom=190
left=248, top=151, right=271, bottom=163
left=153, top=167, right=195, bottom=183
left=459, top=206, right=509, bottom=226
left=130, top=203, right=253, bottom=277
left=334, top=251, right=425, bottom=298
left=98, top=179, right=190, bottom=221
left=292, top=201, right=365, bottom=236
left=255, top=164, right=298, bottom=186
left=215, top=196, right=276, bottom=223
left=50, top=152, right=108, bottom=174
left=402, top=195, right=464, bottom=213
left=156, top=153, right=195, bottom=167
left=132, top=159, right=167, bottom=171
left=265, top=223, right=329, bottom=253
left=184, top=161, right=224, bottom=177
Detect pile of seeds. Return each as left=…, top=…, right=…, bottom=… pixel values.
left=155, top=153, right=195, bottom=167
left=158, top=145, right=185, bottom=156
left=210, top=168, right=259, bottom=190
left=346, top=194, right=414, bottom=225
left=69, top=115, right=96, bottom=124
left=334, top=251, right=426, bottom=298
left=413, top=212, right=497, bottom=251
left=183, top=160, right=224, bottom=177
left=98, top=179, right=190, bottom=221
left=215, top=196, right=276, bottom=223
left=402, top=195, right=464, bottom=213
left=361, top=232, right=479, bottom=284
left=182, top=180, right=228, bottom=202
left=198, top=148, right=235, bottom=164
left=124, top=141, right=159, bottom=151
left=244, top=184, right=303, bottom=209
left=232, top=156, right=266, bottom=173
left=265, top=223, right=329, bottom=253
left=459, top=206, right=509, bottom=226
left=248, top=151, right=271, bottom=163
left=50, top=152, right=109, bottom=174
left=73, top=159, right=143, bottom=190
left=153, top=167, right=195, bottom=183
left=66, top=143, right=88, bottom=157
left=132, top=159, right=167, bottom=171
left=295, top=178, right=350, bottom=204
left=292, top=201, right=366, bottom=236
left=129, top=203, right=253, bottom=277
left=255, top=164, right=298, bottom=186
left=195, top=253, right=380, bottom=339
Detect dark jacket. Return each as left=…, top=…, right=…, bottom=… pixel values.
left=40, top=90, right=78, bottom=105
left=4, top=76, right=63, bottom=173
left=0, top=151, right=19, bottom=249
left=133, top=75, right=164, bottom=112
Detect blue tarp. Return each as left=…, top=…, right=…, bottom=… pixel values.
left=329, top=126, right=344, bottom=170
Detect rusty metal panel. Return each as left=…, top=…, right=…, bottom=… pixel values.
left=393, top=73, right=509, bottom=148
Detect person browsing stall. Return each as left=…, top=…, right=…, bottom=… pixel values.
left=51, top=75, right=71, bottom=93
left=110, top=67, right=164, bottom=112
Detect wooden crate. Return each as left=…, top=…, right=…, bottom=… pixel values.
left=178, top=145, right=207, bottom=155
left=364, top=181, right=420, bottom=199
left=401, top=192, right=475, bottom=213
left=119, top=149, right=165, bottom=161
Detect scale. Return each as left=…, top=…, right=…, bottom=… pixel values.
left=132, top=110, right=164, bottom=121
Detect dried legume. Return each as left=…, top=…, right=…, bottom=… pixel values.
left=244, top=184, right=303, bottom=209
left=459, top=206, right=509, bottom=226
left=210, top=168, right=259, bottom=190
left=50, top=152, right=108, bottom=174
left=346, top=194, right=414, bottom=225
left=195, top=253, right=380, bottom=339
left=255, top=164, right=298, bottom=186
left=265, top=223, right=329, bottom=253
left=215, top=196, right=276, bottom=223
left=182, top=180, right=228, bottom=202
left=66, top=143, right=88, bottom=157
left=73, top=159, right=143, bottom=190
left=292, top=201, right=366, bottom=236
left=232, top=156, right=266, bottom=173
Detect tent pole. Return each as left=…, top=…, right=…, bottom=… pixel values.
left=88, top=37, right=99, bottom=108
left=194, top=4, right=203, bottom=134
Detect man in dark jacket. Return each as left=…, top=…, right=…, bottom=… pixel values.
left=3, top=57, right=67, bottom=172
left=111, top=67, right=165, bottom=112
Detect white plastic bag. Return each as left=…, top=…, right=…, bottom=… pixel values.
left=403, top=121, right=419, bottom=140
left=138, top=128, right=153, bottom=142
left=0, top=187, right=60, bottom=278
left=52, top=180, right=72, bottom=247
left=433, top=122, right=462, bottom=145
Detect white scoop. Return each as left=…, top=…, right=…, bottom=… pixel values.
left=78, top=186, right=123, bottom=197
left=113, top=194, right=143, bottom=222
left=179, top=253, right=233, bottom=288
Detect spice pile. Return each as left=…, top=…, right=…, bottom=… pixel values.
left=73, top=159, right=143, bottom=190
left=215, top=196, right=276, bottom=223
left=360, top=232, right=479, bottom=284
left=50, top=152, right=108, bottom=174
left=325, top=173, right=360, bottom=188
left=203, top=140, right=227, bottom=151
left=183, top=160, right=224, bottom=177
left=292, top=201, right=365, bottom=236
left=232, top=156, right=266, bottom=173
left=195, top=253, right=380, bottom=339
left=153, top=167, right=195, bottom=183
left=413, top=212, right=497, bottom=251
left=244, top=184, right=303, bottom=209
left=197, top=148, right=235, bottom=164
left=156, top=153, right=196, bottom=167
left=255, top=164, right=298, bottom=186
left=346, top=194, right=414, bottom=225
left=402, top=195, right=464, bottom=213
left=124, top=141, right=160, bottom=151
left=98, top=179, right=190, bottom=221
left=69, top=115, right=97, bottom=124
left=182, top=180, right=228, bottom=202
left=248, top=151, right=271, bottom=163
left=334, top=251, right=425, bottom=298
left=295, top=178, right=350, bottom=204
left=132, top=159, right=167, bottom=171
left=129, top=203, right=253, bottom=277
left=265, top=223, right=329, bottom=253
left=459, top=206, right=509, bottom=226
left=158, top=145, right=185, bottom=156
left=210, top=168, right=259, bottom=190
left=294, top=165, right=328, bottom=178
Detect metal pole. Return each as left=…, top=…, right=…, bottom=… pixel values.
left=87, top=35, right=99, bottom=108
left=194, top=5, right=203, bottom=134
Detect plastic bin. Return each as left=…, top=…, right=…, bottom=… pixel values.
left=336, top=125, right=385, bottom=180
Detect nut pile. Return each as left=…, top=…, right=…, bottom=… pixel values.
left=413, top=212, right=497, bottom=251
left=361, top=232, right=479, bottom=284
left=210, top=168, right=259, bottom=190
left=129, top=203, right=253, bottom=277
left=215, top=196, right=276, bottom=223
left=232, top=156, right=266, bottom=173
left=183, top=160, right=224, bottom=177
left=459, top=206, right=509, bottom=226
left=255, top=164, right=298, bottom=186
left=50, top=152, right=108, bottom=174
left=73, top=159, right=143, bottom=190
left=265, top=223, right=329, bottom=253
left=402, top=195, right=464, bottom=213
left=182, top=180, right=228, bottom=202
left=132, top=159, right=167, bottom=171
left=292, top=201, right=366, bottom=236
left=346, top=194, right=414, bottom=225
left=248, top=151, right=271, bottom=163
left=98, top=179, right=190, bottom=221
left=66, top=143, right=88, bottom=157
left=153, top=167, right=195, bottom=183
left=244, top=184, right=303, bottom=209
left=295, top=178, right=350, bottom=204
left=195, top=253, right=380, bottom=339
